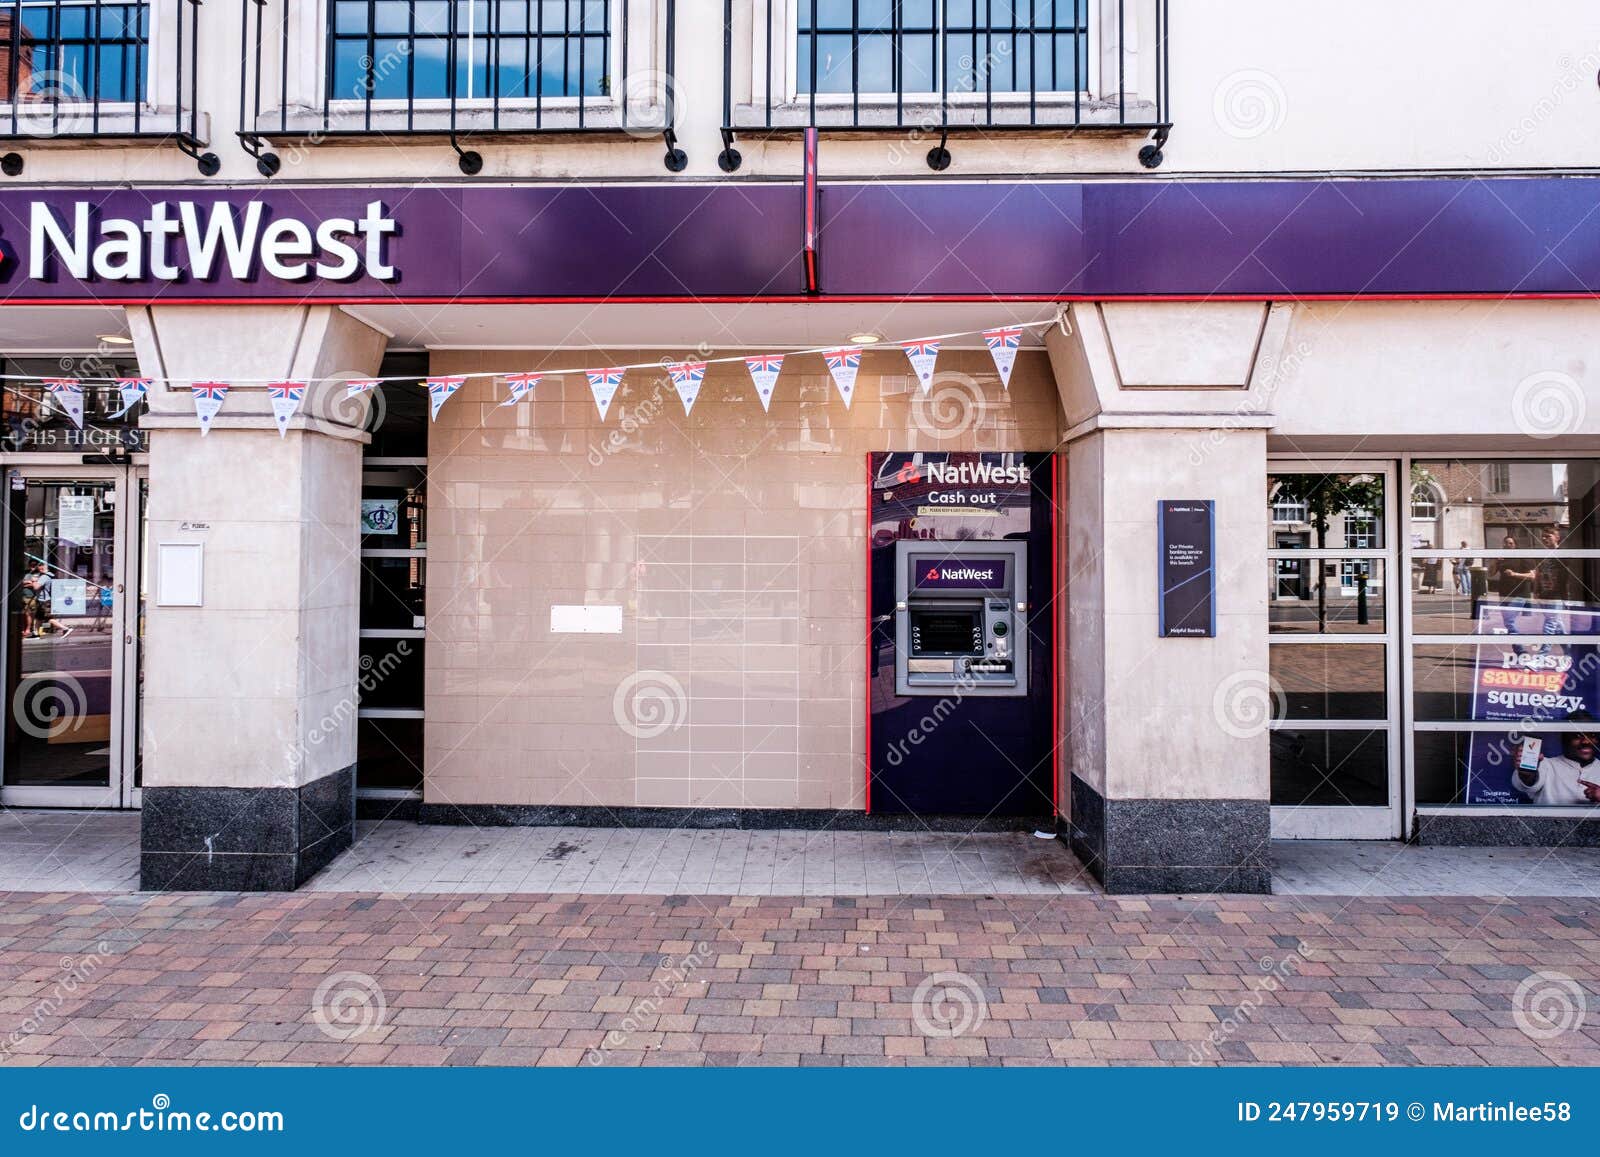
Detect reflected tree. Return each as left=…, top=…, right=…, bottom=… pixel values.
left=1269, top=473, right=1385, bottom=632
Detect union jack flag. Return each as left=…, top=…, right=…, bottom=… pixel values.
left=42, top=378, right=85, bottom=429
left=901, top=339, right=941, bottom=392
left=982, top=326, right=1024, bottom=388
left=667, top=361, right=706, bottom=387
left=501, top=372, right=541, bottom=406
left=190, top=382, right=229, bottom=435
left=983, top=327, right=1023, bottom=352
left=585, top=367, right=626, bottom=420
left=667, top=362, right=706, bottom=415
left=744, top=355, right=784, bottom=411
left=110, top=377, right=150, bottom=419
left=425, top=375, right=466, bottom=421
left=823, top=348, right=862, bottom=408
left=267, top=382, right=307, bottom=437
left=823, top=348, right=861, bottom=374
left=345, top=378, right=381, bottom=397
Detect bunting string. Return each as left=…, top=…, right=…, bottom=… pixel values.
left=0, top=319, right=1052, bottom=426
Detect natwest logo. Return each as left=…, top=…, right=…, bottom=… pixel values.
left=923, top=461, right=1030, bottom=486
left=29, top=199, right=398, bottom=283
left=915, top=558, right=1007, bottom=589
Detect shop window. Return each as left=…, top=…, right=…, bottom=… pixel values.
left=329, top=0, right=611, bottom=103
left=1266, top=472, right=1385, bottom=549
left=1267, top=467, right=1395, bottom=824
left=1410, top=481, right=1439, bottom=521
left=0, top=356, right=144, bottom=453
left=1410, top=457, right=1600, bottom=811
left=356, top=353, right=428, bottom=796
left=1269, top=728, right=1388, bottom=808
left=1271, top=498, right=1307, bottom=525
left=0, top=0, right=150, bottom=104
left=797, top=0, right=1090, bottom=96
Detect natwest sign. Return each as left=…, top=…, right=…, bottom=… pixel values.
left=914, top=558, right=1008, bottom=591
left=28, top=199, right=397, bottom=283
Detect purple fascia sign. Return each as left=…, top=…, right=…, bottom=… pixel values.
left=914, top=559, right=1007, bottom=592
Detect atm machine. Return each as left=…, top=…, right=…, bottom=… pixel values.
left=868, top=452, right=1055, bottom=817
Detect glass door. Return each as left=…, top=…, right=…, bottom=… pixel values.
left=0, top=466, right=144, bottom=808
left=1267, top=460, right=1403, bottom=839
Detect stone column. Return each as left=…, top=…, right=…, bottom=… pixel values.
left=1065, top=425, right=1271, bottom=892
left=129, top=304, right=385, bottom=890
left=1047, top=302, right=1290, bottom=893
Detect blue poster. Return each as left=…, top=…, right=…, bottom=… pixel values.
left=1465, top=599, right=1600, bottom=805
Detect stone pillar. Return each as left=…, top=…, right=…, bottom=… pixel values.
left=1047, top=302, right=1289, bottom=893
left=129, top=304, right=385, bottom=890
left=1065, top=426, right=1271, bottom=892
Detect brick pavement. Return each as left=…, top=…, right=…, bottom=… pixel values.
left=1, top=891, right=1597, bottom=1066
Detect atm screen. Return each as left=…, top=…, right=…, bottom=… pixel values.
left=910, top=608, right=982, bottom=656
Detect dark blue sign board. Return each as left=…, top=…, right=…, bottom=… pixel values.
left=1159, top=500, right=1216, bottom=638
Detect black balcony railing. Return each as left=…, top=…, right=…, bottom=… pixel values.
left=239, top=0, right=683, bottom=176
left=0, top=0, right=214, bottom=174
left=719, top=0, right=1170, bottom=171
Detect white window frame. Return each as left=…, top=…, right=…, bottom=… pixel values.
left=780, top=0, right=1102, bottom=106
left=357, top=457, right=426, bottom=801
left=1267, top=459, right=1402, bottom=841
left=1404, top=451, right=1600, bottom=822
left=0, top=0, right=197, bottom=127
left=273, top=0, right=664, bottom=132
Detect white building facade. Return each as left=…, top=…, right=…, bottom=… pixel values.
left=0, top=0, right=1596, bottom=891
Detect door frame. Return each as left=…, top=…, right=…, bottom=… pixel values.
left=0, top=461, right=147, bottom=809
left=1267, top=457, right=1405, bottom=840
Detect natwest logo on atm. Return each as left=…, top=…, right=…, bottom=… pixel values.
left=914, top=558, right=1007, bottom=590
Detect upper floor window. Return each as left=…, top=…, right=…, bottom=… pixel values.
left=796, top=0, right=1088, bottom=96
left=0, top=0, right=149, bottom=104
left=330, top=0, right=611, bottom=103
left=1410, top=481, right=1439, bottom=521
left=1271, top=499, right=1308, bottom=525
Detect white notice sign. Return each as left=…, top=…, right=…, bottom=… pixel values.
left=57, top=495, right=95, bottom=546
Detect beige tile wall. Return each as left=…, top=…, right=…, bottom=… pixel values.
left=424, top=347, right=1062, bottom=810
